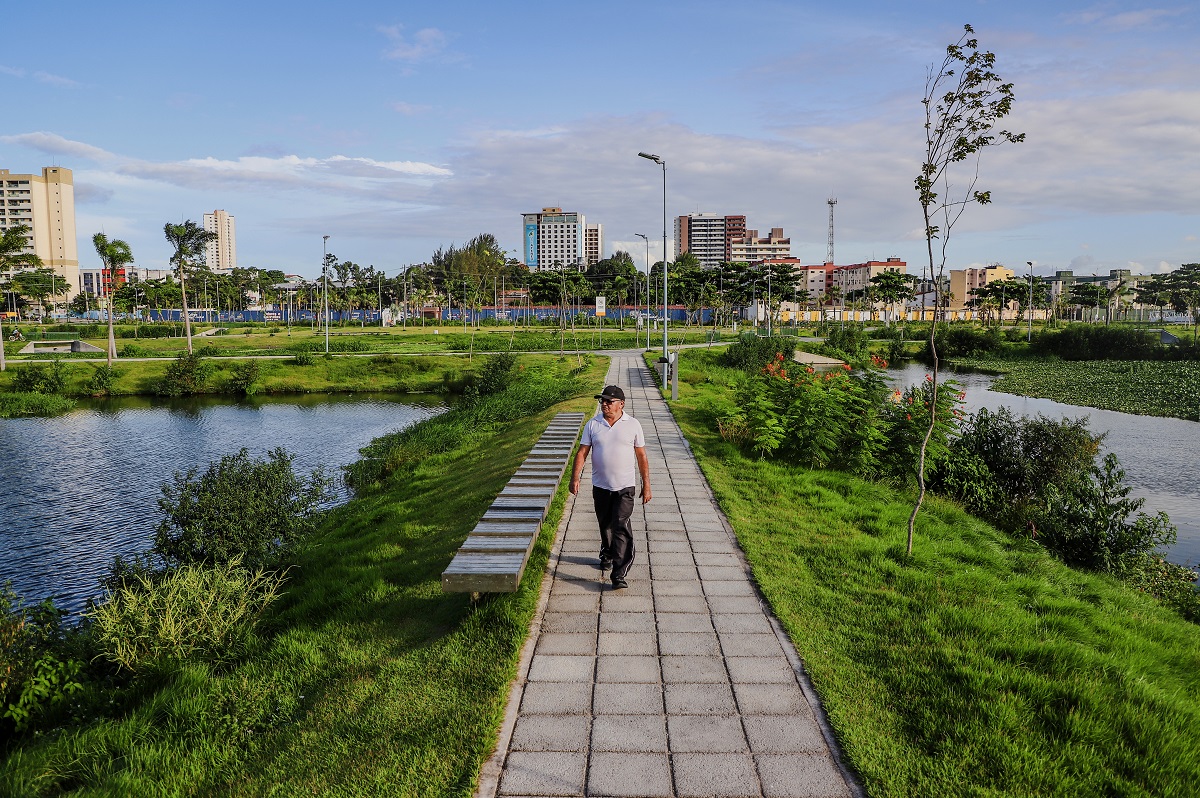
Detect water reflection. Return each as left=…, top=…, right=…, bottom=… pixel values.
left=0, top=394, right=445, bottom=614
left=890, top=363, right=1200, bottom=567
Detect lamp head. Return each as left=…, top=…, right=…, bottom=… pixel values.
left=638, top=152, right=663, bottom=164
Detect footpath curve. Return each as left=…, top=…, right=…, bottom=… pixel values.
left=476, top=351, right=862, bottom=798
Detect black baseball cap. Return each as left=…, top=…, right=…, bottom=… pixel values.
left=595, top=385, right=625, bottom=402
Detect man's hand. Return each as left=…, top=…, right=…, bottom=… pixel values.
left=569, top=476, right=580, bottom=495
left=641, top=484, right=652, bottom=504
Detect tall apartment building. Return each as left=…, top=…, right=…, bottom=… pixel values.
left=948, top=264, right=1013, bottom=311
left=834, top=258, right=908, bottom=295
left=584, top=223, right=603, bottom=268
left=729, top=228, right=791, bottom=263
left=0, top=167, right=79, bottom=300
left=522, top=207, right=600, bottom=271
left=675, top=213, right=741, bottom=269
left=203, top=209, right=237, bottom=273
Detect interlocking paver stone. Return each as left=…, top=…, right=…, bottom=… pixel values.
left=663, top=682, right=738, bottom=715
left=509, top=714, right=591, bottom=752
left=484, top=352, right=856, bottom=798
left=668, top=715, right=749, bottom=753
left=673, top=753, right=760, bottom=798
left=587, top=752, right=673, bottom=798
left=498, top=751, right=586, bottom=796
left=591, top=714, right=668, bottom=752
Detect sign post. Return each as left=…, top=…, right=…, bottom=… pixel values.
left=596, top=296, right=605, bottom=349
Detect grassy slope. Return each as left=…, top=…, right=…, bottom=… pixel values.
left=667, top=348, right=1200, bottom=797
left=948, top=357, right=1200, bottom=421
left=0, top=354, right=477, bottom=397
left=0, top=356, right=606, bottom=797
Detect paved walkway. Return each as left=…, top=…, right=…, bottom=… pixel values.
left=478, top=352, right=860, bottom=798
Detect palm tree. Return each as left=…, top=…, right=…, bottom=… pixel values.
left=164, top=221, right=216, bottom=353
left=93, top=233, right=135, bottom=366
left=0, top=224, right=44, bottom=371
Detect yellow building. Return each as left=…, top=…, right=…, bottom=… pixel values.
left=0, top=166, right=79, bottom=302
left=948, top=264, right=1013, bottom=311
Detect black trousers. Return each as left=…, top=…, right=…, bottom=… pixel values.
left=593, top=485, right=636, bottom=580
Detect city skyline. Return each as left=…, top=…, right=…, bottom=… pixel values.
left=1, top=1, right=1197, bottom=280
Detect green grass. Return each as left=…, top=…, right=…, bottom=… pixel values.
left=0, top=391, right=76, bottom=417
left=0, top=355, right=607, bottom=797
left=4, top=324, right=725, bottom=361
left=0, top=354, right=493, bottom=398
left=948, top=357, right=1200, bottom=420
left=665, top=348, right=1200, bottom=797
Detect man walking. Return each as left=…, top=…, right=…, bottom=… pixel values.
left=569, top=384, right=651, bottom=590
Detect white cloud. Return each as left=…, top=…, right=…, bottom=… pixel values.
left=391, top=101, right=431, bottom=115
left=33, top=71, right=77, bottom=87
left=378, top=25, right=449, bottom=62
left=2, top=132, right=452, bottom=200
left=0, top=65, right=25, bottom=78
left=1065, top=6, right=1188, bottom=31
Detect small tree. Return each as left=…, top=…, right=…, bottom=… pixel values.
left=164, top=221, right=216, bottom=353
left=93, top=233, right=135, bottom=367
left=0, top=225, right=44, bottom=372
left=910, top=24, right=1023, bottom=555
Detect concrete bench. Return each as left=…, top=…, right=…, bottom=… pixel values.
left=441, top=412, right=584, bottom=594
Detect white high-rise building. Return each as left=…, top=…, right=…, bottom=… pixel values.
left=522, top=207, right=601, bottom=271
left=203, top=209, right=237, bottom=273
left=674, top=213, right=731, bottom=269
left=0, top=167, right=79, bottom=300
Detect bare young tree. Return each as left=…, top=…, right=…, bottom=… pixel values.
left=909, top=25, right=1024, bottom=554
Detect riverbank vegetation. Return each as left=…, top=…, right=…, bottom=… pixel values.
left=668, top=342, right=1200, bottom=795
left=1, top=353, right=603, bottom=796
left=0, top=392, right=75, bottom=418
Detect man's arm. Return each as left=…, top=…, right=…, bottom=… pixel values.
left=569, top=444, right=590, bottom=495
left=635, top=446, right=651, bottom=503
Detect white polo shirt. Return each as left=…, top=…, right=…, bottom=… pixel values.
left=581, top=411, right=645, bottom=491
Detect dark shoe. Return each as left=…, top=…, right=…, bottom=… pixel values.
left=611, top=577, right=628, bottom=590
left=599, top=558, right=613, bottom=571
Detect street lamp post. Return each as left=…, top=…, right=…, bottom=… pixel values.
left=1026, top=261, right=1034, bottom=342
left=323, top=235, right=330, bottom=354
left=638, top=152, right=669, bottom=389
left=635, top=233, right=649, bottom=349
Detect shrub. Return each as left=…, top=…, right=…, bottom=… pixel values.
left=1, top=584, right=84, bottom=736
left=930, top=407, right=1101, bottom=530
left=292, top=350, right=315, bottom=366
left=718, top=333, right=796, bottom=372
left=925, top=324, right=1003, bottom=359
left=227, top=360, right=261, bottom=396
left=119, top=343, right=148, bottom=357
left=11, top=360, right=66, bottom=394
left=86, top=365, right=119, bottom=396
left=474, top=351, right=518, bottom=396
left=1031, top=454, right=1180, bottom=572
left=1032, top=324, right=1165, bottom=361
left=732, top=355, right=900, bottom=475
left=822, top=325, right=868, bottom=360
left=156, top=351, right=213, bottom=396
left=154, top=448, right=335, bottom=569
left=87, top=559, right=286, bottom=674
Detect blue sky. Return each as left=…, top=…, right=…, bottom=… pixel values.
left=3, top=0, right=1198, bottom=280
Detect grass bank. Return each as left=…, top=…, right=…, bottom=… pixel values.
left=0, top=353, right=496, bottom=399
left=0, top=355, right=606, bottom=796
left=0, top=392, right=76, bottom=418
left=4, top=324, right=723, bottom=361
left=948, top=356, right=1200, bottom=420
left=665, top=348, right=1200, bottom=796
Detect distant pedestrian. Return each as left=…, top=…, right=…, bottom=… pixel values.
left=569, top=384, right=651, bottom=590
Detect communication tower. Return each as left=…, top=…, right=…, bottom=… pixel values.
left=826, top=198, right=837, bottom=265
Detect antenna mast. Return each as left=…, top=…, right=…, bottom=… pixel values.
left=826, top=198, right=837, bottom=265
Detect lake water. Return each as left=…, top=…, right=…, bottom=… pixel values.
left=891, top=363, right=1200, bottom=568
left=0, top=394, right=445, bottom=614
